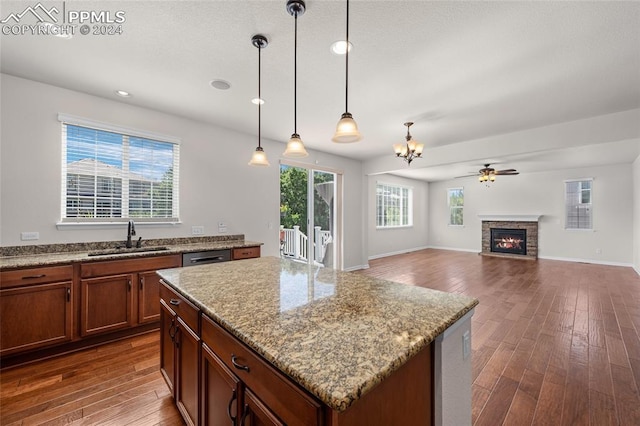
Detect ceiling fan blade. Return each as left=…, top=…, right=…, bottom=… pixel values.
left=495, top=171, right=519, bottom=175
left=496, top=168, right=517, bottom=173
left=455, top=174, right=480, bottom=179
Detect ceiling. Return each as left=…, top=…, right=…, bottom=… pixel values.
left=2, top=1, right=639, bottom=181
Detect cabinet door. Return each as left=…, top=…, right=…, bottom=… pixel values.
left=80, top=274, right=133, bottom=336
left=240, top=389, right=284, bottom=426
left=0, top=282, right=72, bottom=355
left=138, top=271, right=161, bottom=324
left=160, top=299, right=177, bottom=396
left=202, top=342, right=240, bottom=426
left=176, top=317, right=200, bottom=426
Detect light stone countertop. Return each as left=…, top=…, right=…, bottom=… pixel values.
left=0, top=239, right=262, bottom=269
left=157, top=256, right=479, bottom=412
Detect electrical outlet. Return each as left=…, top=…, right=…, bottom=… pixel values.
left=462, top=330, right=471, bottom=360
left=218, top=222, right=227, bottom=233
left=191, top=226, right=204, bottom=235
left=595, top=248, right=602, bottom=255
left=21, top=231, right=39, bottom=241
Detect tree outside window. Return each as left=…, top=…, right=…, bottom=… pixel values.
left=448, top=188, right=464, bottom=226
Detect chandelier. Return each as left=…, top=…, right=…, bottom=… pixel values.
left=393, top=122, right=424, bottom=165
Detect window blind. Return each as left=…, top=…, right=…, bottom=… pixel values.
left=60, top=119, right=180, bottom=223
left=448, top=188, right=464, bottom=226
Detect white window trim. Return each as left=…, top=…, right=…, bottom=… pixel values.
left=563, top=178, right=593, bottom=231
left=375, top=181, right=414, bottom=229
left=447, top=187, right=464, bottom=227
left=58, top=114, right=181, bottom=226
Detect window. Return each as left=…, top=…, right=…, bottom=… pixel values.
left=60, top=116, right=180, bottom=223
left=565, top=179, right=592, bottom=230
left=376, top=183, right=412, bottom=228
left=448, top=188, right=464, bottom=226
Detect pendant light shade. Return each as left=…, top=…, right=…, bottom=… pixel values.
left=332, top=0, right=361, bottom=143
left=283, top=0, right=309, bottom=158
left=248, top=34, right=270, bottom=167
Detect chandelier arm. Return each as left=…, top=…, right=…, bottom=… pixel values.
left=258, top=40, right=262, bottom=148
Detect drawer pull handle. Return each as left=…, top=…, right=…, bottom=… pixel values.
left=240, top=404, right=249, bottom=426
left=190, top=256, right=224, bottom=263
left=227, top=389, right=237, bottom=423
left=169, top=299, right=181, bottom=306
left=22, top=274, right=46, bottom=279
left=231, top=354, right=250, bottom=372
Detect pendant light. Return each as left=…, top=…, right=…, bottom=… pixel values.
left=248, top=34, right=270, bottom=166
left=283, top=0, right=309, bottom=158
left=332, top=0, right=361, bottom=143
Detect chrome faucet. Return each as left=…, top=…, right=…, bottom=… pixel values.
left=125, top=220, right=136, bottom=248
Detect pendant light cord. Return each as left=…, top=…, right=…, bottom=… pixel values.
left=294, top=12, right=298, bottom=134
left=345, top=0, right=349, bottom=113
left=257, top=42, right=262, bottom=149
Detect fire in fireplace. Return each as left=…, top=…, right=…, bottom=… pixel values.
left=490, top=228, right=527, bottom=256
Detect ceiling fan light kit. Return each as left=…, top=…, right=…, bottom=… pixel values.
left=393, top=122, right=424, bottom=165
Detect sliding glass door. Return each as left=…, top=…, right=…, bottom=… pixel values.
left=279, top=163, right=340, bottom=268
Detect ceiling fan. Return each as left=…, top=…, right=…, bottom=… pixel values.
left=458, top=164, right=519, bottom=183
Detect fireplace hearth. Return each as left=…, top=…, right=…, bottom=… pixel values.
left=491, top=228, right=527, bottom=256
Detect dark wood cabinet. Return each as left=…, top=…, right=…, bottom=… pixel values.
left=232, top=246, right=261, bottom=260
left=176, top=317, right=200, bottom=426
left=80, top=255, right=181, bottom=337
left=80, top=273, right=133, bottom=336
left=241, top=388, right=284, bottom=426
left=160, top=281, right=200, bottom=426
left=138, top=271, right=162, bottom=323
left=160, top=299, right=177, bottom=395
left=202, top=342, right=241, bottom=425
left=0, top=279, right=73, bottom=355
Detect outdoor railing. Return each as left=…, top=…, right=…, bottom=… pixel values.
left=281, top=226, right=332, bottom=265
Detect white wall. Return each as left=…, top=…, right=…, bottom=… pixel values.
left=633, top=155, right=640, bottom=274
left=367, top=174, right=429, bottom=259
left=0, top=74, right=366, bottom=269
left=428, top=164, right=634, bottom=265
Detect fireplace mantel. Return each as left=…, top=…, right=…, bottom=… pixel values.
left=478, top=214, right=542, bottom=222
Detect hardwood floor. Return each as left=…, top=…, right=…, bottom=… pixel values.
left=1, top=249, right=639, bottom=425
left=359, top=249, right=640, bottom=425
left=0, top=332, right=184, bottom=425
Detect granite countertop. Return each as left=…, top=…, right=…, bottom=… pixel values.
left=157, top=256, right=479, bottom=412
left=0, top=235, right=262, bottom=270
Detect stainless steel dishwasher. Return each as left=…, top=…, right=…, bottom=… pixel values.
left=182, top=249, right=231, bottom=266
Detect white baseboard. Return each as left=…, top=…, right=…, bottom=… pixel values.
left=632, top=264, right=639, bottom=276
left=368, top=245, right=430, bottom=261
left=426, top=245, right=479, bottom=253
left=538, top=255, right=634, bottom=268
left=343, top=264, right=369, bottom=272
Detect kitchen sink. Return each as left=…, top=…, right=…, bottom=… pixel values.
left=87, top=246, right=170, bottom=256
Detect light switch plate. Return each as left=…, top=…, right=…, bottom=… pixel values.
left=462, top=330, right=471, bottom=360
left=191, top=226, right=204, bottom=235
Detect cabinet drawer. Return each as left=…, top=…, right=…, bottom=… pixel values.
left=201, top=315, right=322, bottom=426
left=1, top=265, right=73, bottom=289
left=81, top=255, right=181, bottom=278
left=160, top=282, right=199, bottom=334
left=232, top=246, right=261, bottom=260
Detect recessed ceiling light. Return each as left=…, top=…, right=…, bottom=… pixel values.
left=115, top=90, right=131, bottom=97
left=210, top=79, right=231, bottom=90
left=251, top=98, right=265, bottom=105
left=330, top=40, right=352, bottom=55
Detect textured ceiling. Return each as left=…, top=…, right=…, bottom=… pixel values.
left=1, top=1, right=639, bottom=180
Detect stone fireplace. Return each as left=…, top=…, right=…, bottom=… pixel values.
left=478, top=215, right=541, bottom=260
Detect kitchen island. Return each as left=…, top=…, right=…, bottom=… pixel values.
left=157, top=256, right=478, bottom=425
